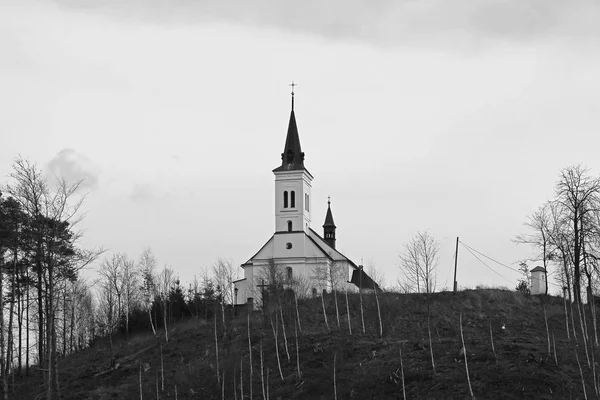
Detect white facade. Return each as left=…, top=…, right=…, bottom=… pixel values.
left=530, top=266, right=546, bottom=295
left=234, top=229, right=357, bottom=306
left=274, top=170, right=313, bottom=233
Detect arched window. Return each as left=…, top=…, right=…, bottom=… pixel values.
left=286, top=267, right=293, bottom=281
left=290, top=191, right=295, bottom=208
left=312, top=288, right=317, bottom=297
left=287, top=221, right=292, bottom=232
left=283, top=191, right=288, bottom=208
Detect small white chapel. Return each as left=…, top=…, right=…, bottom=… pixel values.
left=233, top=87, right=378, bottom=306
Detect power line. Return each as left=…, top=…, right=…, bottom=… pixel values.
left=460, top=240, right=522, bottom=274
left=461, top=243, right=514, bottom=285
left=459, top=240, right=563, bottom=289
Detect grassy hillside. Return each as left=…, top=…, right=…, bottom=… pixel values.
left=12, top=289, right=595, bottom=399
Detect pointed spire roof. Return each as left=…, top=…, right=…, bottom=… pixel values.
left=273, top=85, right=309, bottom=173
left=323, top=197, right=336, bottom=228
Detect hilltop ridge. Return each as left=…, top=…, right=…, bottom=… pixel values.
left=12, top=289, right=592, bottom=399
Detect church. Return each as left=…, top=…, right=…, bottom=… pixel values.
left=233, top=89, right=378, bottom=307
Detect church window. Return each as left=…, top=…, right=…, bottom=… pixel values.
left=287, top=221, right=292, bottom=232
left=286, top=149, right=294, bottom=163
left=312, top=288, right=317, bottom=297
left=286, top=242, right=292, bottom=249
left=291, top=191, right=296, bottom=208
left=286, top=267, right=293, bottom=281
left=284, top=191, right=288, bottom=208
left=305, top=194, right=309, bottom=211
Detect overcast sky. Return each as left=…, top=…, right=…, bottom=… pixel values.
left=2, top=0, right=600, bottom=293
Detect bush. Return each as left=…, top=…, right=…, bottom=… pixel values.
left=515, top=279, right=530, bottom=296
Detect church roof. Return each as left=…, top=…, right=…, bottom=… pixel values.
left=349, top=268, right=381, bottom=292
left=530, top=266, right=546, bottom=273
left=241, top=229, right=359, bottom=270
left=272, top=110, right=307, bottom=173
left=323, top=199, right=336, bottom=228
left=308, top=228, right=358, bottom=269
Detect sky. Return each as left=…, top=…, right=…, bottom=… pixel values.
left=2, top=0, right=600, bottom=293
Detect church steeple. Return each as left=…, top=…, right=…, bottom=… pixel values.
left=273, top=82, right=306, bottom=173
left=323, top=197, right=336, bottom=249
left=273, top=83, right=313, bottom=234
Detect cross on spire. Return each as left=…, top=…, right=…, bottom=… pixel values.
left=289, top=81, right=297, bottom=111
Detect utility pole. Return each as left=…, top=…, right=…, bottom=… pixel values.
left=453, top=237, right=459, bottom=293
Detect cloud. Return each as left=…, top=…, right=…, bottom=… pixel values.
left=47, top=148, right=100, bottom=190
left=53, top=0, right=600, bottom=47
left=130, top=183, right=157, bottom=203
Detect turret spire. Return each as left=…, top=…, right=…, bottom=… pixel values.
left=323, top=197, right=336, bottom=249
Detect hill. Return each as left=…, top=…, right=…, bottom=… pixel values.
left=11, top=289, right=595, bottom=399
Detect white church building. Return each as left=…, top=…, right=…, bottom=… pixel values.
left=233, top=91, right=377, bottom=306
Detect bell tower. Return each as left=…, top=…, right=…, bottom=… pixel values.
left=273, top=83, right=313, bottom=233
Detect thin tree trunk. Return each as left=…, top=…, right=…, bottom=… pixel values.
left=375, top=288, right=383, bottom=338
left=214, top=311, right=220, bottom=385
left=359, top=273, right=365, bottom=334
left=321, top=293, right=330, bottom=333
left=62, top=285, right=67, bottom=357
left=294, top=319, right=301, bottom=380
left=260, top=339, right=265, bottom=400
left=1, top=256, right=7, bottom=399
left=278, top=306, right=290, bottom=363
left=294, top=292, right=302, bottom=334
left=571, top=294, right=579, bottom=344
left=26, top=267, right=29, bottom=377
left=17, top=279, right=22, bottom=376
left=36, top=253, right=44, bottom=379
left=247, top=313, right=253, bottom=400
left=148, top=309, right=156, bottom=336
left=564, top=288, right=571, bottom=341
left=576, top=299, right=591, bottom=367
left=46, top=257, right=60, bottom=400
left=6, top=246, right=18, bottom=382
left=221, top=301, right=226, bottom=339
left=333, top=289, right=340, bottom=329
left=163, top=301, right=169, bottom=343
left=69, top=288, right=75, bottom=354
left=345, top=290, right=352, bottom=335
left=269, top=315, right=284, bottom=382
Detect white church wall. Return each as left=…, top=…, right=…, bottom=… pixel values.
left=234, top=257, right=359, bottom=306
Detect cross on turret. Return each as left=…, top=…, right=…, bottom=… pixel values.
left=289, top=81, right=297, bottom=110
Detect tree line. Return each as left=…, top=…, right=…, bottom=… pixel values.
left=516, top=164, right=600, bottom=345
left=0, top=157, right=240, bottom=399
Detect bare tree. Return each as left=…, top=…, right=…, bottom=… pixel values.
left=138, top=248, right=158, bottom=335
left=515, top=203, right=555, bottom=295
left=399, top=231, right=439, bottom=374
left=157, top=265, right=175, bottom=342
left=554, top=165, right=600, bottom=305
left=98, top=253, right=124, bottom=346
left=366, top=261, right=386, bottom=290
left=213, top=258, right=239, bottom=332
left=399, top=231, right=439, bottom=294
left=121, top=255, right=138, bottom=339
